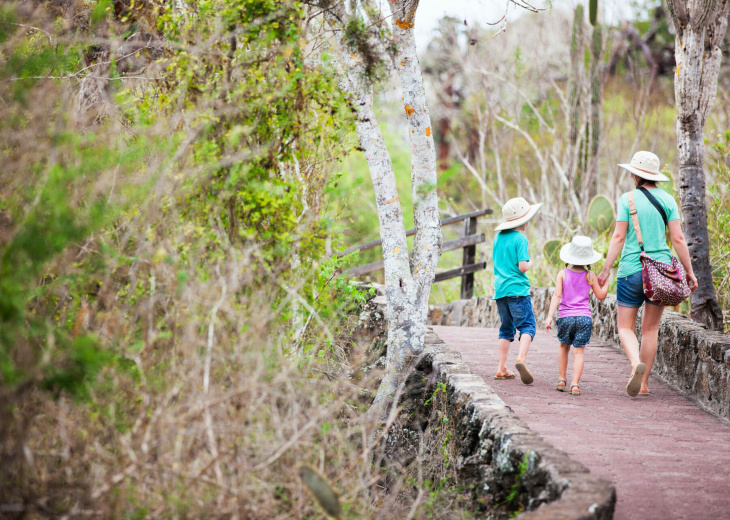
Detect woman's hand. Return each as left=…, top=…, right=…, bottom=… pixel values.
left=686, top=271, right=698, bottom=292
left=597, top=269, right=610, bottom=287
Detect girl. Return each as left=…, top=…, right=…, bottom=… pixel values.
left=544, top=236, right=609, bottom=395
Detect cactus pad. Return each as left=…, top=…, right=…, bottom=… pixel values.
left=543, top=239, right=564, bottom=267
left=588, top=195, right=615, bottom=234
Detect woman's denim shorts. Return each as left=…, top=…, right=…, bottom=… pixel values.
left=616, top=271, right=659, bottom=308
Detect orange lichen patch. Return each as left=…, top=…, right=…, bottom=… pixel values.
left=395, top=6, right=417, bottom=30
left=676, top=63, right=681, bottom=75
left=425, top=127, right=432, bottom=136
left=404, top=105, right=415, bottom=116
left=393, top=247, right=400, bottom=254
left=384, top=195, right=399, bottom=204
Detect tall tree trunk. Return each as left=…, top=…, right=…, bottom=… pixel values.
left=666, top=0, right=728, bottom=330
left=326, top=0, right=441, bottom=413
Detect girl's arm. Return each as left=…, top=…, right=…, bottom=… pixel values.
left=589, top=271, right=609, bottom=300
left=668, top=220, right=698, bottom=291
left=598, top=220, right=628, bottom=286
left=544, top=271, right=564, bottom=332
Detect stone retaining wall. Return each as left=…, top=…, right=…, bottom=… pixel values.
left=427, top=289, right=730, bottom=419
left=411, top=332, right=615, bottom=519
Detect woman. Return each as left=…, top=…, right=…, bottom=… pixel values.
left=597, top=151, right=697, bottom=397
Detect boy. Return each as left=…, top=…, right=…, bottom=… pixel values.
left=492, top=197, right=543, bottom=384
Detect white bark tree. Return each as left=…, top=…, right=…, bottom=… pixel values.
left=324, top=0, right=441, bottom=413
left=665, top=0, right=729, bottom=330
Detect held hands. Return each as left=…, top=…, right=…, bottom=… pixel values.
left=597, top=269, right=610, bottom=288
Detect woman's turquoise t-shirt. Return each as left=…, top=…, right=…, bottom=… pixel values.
left=616, top=188, right=679, bottom=278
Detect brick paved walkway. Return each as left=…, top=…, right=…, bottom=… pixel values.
left=432, top=326, right=730, bottom=520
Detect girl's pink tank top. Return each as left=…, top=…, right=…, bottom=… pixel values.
left=559, top=269, right=592, bottom=318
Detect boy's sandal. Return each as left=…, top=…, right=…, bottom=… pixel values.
left=570, top=384, right=581, bottom=396
left=494, top=371, right=516, bottom=380
left=514, top=361, right=534, bottom=385
left=556, top=378, right=568, bottom=392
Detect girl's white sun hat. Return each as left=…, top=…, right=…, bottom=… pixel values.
left=617, top=151, right=670, bottom=182
left=494, top=197, right=543, bottom=231
left=559, top=236, right=603, bottom=266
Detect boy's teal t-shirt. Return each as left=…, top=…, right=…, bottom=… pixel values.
left=616, top=188, right=680, bottom=278
left=492, top=229, right=531, bottom=300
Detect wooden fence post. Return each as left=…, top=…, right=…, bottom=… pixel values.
left=461, top=216, right=478, bottom=299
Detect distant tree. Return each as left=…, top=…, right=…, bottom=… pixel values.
left=665, top=0, right=729, bottom=330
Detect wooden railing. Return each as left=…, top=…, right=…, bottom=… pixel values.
left=340, top=208, right=493, bottom=299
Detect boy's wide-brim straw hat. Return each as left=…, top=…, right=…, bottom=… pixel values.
left=494, top=197, right=543, bottom=231
left=560, top=236, right=603, bottom=266
left=617, top=151, right=670, bottom=182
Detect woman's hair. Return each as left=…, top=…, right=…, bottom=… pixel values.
left=635, top=176, right=658, bottom=188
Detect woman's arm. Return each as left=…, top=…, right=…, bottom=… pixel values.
left=668, top=220, right=698, bottom=291
left=544, top=271, right=564, bottom=332
left=598, top=220, right=628, bottom=286
left=589, top=271, right=610, bottom=300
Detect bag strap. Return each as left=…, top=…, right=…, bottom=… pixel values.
left=638, top=186, right=668, bottom=228
left=627, top=192, right=645, bottom=252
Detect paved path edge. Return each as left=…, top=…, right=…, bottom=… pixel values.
left=420, top=330, right=616, bottom=520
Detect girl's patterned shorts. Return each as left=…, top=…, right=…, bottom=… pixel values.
left=555, top=316, right=592, bottom=348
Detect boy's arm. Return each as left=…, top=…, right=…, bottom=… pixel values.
left=589, top=271, right=609, bottom=300
left=544, top=271, right=564, bottom=331
left=517, top=235, right=531, bottom=272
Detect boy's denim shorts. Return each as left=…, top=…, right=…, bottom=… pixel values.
left=496, top=295, right=536, bottom=341
left=616, top=271, right=659, bottom=308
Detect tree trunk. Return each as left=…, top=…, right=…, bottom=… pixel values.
left=326, top=1, right=441, bottom=413
left=667, top=0, right=728, bottom=330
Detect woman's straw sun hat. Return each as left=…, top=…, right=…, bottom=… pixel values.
left=560, top=236, right=603, bottom=266
left=495, top=197, right=543, bottom=232
left=617, top=151, right=670, bottom=182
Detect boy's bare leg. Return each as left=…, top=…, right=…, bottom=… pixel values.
left=515, top=333, right=532, bottom=363
left=497, top=338, right=511, bottom=374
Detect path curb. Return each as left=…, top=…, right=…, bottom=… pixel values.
left=419, top=330, right=615, bottom=519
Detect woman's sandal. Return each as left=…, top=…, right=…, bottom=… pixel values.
left=494, top=371, right=516, bottom=380
left=626, top=363, right=646, bottom=397
left=570, top=384, right=581, bottom=396
left=556, top=378, right=568, bottom=392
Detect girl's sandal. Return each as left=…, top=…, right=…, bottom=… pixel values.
left=570, top=384, right=581, bottom=396
left=556, top=378, right=568, bottom=392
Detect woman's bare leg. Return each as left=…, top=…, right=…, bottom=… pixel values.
left=617, top=305, right=641, bottom=369
left=640, top=303, right=665, bottom=391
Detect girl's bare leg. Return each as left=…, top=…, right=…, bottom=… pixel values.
left=558, top=343, right=570, bottom=388
left=572, top=347, right=585, bottom=385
